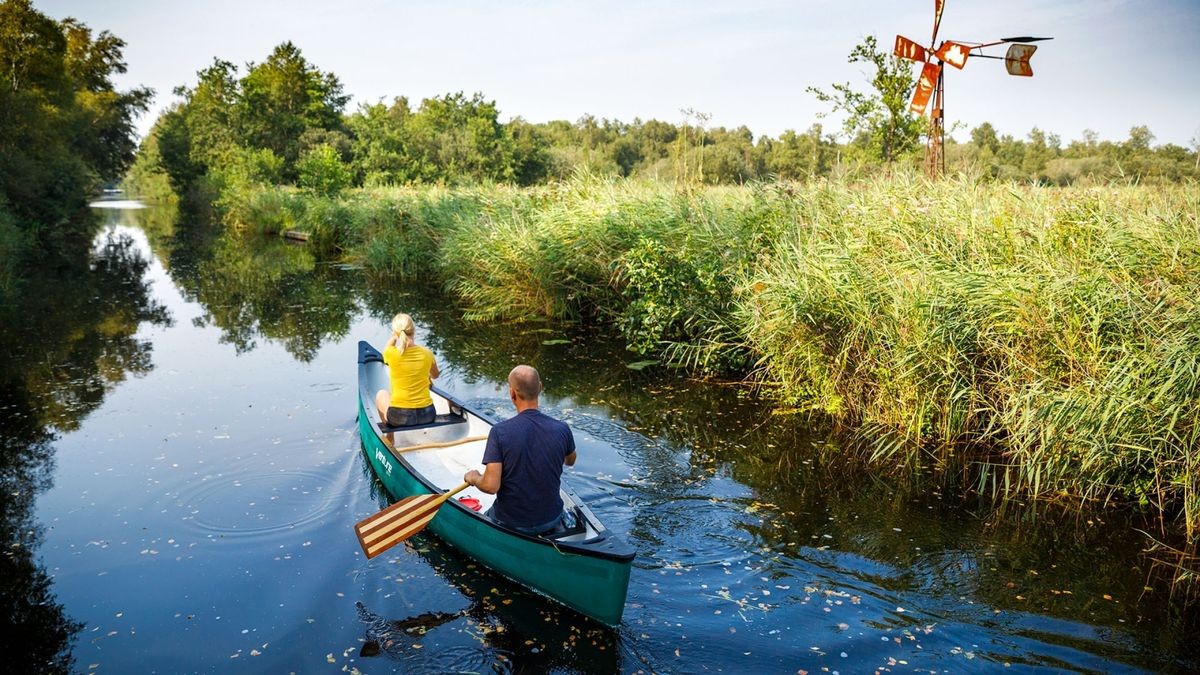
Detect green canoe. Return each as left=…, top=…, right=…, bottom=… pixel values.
left=356, top=341, right=634, bottom=626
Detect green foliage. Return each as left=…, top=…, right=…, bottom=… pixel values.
left=212, top=147, right=286, bottom=229
left=346, top=98, right=418, bottom=185
left=0, top=0, right=150, bottom=239
left=618, top=238, right=731, bottom=358
left=238, top=42, right=348, bottom=174
left=297, top=144, right=350, bottom=197
left=121, top=121, right=176, bottom=204
left=0, top=205, right=26, bottom=292
left=405, top=92, right=517, bottom=184
left=807, top=35, right=923, bottom=163
left=764, top=125, right=838, bottom=180
left=138, top=41, right=346, bottom=201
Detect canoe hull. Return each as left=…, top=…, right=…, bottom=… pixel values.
left=356, top=343, right=632, bottom=626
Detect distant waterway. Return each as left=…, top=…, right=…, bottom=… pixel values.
left=1, top=200, right=1195, bottom=673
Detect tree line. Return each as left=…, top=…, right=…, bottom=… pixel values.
left=133, top=40, right=1199, bottom=203
left=0, top=0, right=150, bottom=288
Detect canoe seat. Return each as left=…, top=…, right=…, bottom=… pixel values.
left=543, top=507, right=588, bottom=541
left=378, top=413, right=468, bottom=434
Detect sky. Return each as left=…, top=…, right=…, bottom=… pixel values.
left=37, top=0, right=1200, bottom=147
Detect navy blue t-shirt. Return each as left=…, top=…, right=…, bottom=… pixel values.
left=482, top=408, right=575, bottom=528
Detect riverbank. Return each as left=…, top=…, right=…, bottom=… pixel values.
left=219, top=176, right=1200, bottom=540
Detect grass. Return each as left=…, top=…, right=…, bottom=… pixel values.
left=220, top=174, right=1200, bottom=539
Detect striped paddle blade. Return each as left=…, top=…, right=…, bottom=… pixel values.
left=355, top=482, right=469, bottom=558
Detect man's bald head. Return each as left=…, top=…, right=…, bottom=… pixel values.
left=507, top=365, right=543, bottom=402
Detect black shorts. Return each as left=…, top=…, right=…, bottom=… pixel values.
left=386, top=404, right=436, bottom=427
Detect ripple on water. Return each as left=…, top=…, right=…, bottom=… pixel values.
left=170, top=468, right=342, bottom=539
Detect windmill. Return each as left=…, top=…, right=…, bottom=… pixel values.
left=894, top=0, right=1051, bottom=176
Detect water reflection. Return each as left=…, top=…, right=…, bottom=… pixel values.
left=164, top=229, right=358, bottom=362
left=131, top=196, right=359, bottom=363
left=9, top=200, right=1195, bottom=671
left=355, top=537, right=622, bottom=674
left=0, top=211, right=172, bottom=672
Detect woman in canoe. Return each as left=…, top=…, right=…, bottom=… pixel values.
left=374, top=313, right=440, bottom=427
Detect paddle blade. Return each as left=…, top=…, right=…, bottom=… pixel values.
left=355, top=494, right=445, bottom=558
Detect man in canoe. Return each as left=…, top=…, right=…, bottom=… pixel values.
left=374, top=313, right=440, bottom=428
left=463, top=365, right=577, bottom=535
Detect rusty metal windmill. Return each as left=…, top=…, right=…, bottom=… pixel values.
left=895, top=0, right=1051, bottom=177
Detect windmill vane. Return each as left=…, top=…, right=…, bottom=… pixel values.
left=894, top=0, right=1052, bottom=177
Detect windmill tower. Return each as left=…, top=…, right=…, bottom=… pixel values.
left=894, top=0, right=1051, bottom=177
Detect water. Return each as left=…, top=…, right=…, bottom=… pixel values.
left=2, top=202, right=1195, bottom=673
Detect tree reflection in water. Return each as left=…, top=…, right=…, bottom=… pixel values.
left=0, top=223, right=172, bottom=672
left=163, top=218, right=359, bottom=363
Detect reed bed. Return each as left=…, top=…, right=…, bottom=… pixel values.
left=743, top=177, right=1200, bottom=536
left=224, top=175, right=1200, bottom=537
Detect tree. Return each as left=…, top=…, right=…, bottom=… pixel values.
left=347, top=97, right=418, bottom=185
left=0, top=0, right=151, bottom=232
left=1125, top=125, right=1154, bottom=152
left=238, top=42, right=348, bottom=174
left=405, top=92, right=515, bottom=183
left=970, top=123, right=999, bottom=154
left=297, top=144, right=350, bottom=197
left=807, top=35, right=922, bottom=163
left=766, top=124, right=836, bottom=180
left=179, top=59, right=240, bottom=170
left=1022, top=127, right=1057, bottom=181
left=507, top=118, right=551, bottom=185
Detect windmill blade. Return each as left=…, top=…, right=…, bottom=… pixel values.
left=911, top=61, right=941, bottom=114
left=932, top=0, right=946, bottom=45
left=934, top=40, right=970, bottom=69
left=1001, top=36, right=1053, bottom=43
left=895, top=35, right=929, bottom=62
left=1005, top=43, right=1037, bottom=76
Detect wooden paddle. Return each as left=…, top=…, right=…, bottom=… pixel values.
left=355, top=482, right=471, bottom=558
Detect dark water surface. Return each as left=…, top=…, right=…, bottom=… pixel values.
left=3, top=202, right=1196, bottom=673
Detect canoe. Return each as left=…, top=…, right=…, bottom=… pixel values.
left=356, top=340, right=634, bottom=626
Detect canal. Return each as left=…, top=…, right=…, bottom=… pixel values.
left=1, top=201, right=1195, bottom=673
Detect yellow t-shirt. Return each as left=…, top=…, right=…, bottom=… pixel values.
left=383, top=344, right=435, bottom=408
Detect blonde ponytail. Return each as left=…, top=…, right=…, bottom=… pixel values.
left=391, top=313, right=415, bottom=355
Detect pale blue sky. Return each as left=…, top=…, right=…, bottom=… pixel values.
left=39, top=0, right=1200, bottom=147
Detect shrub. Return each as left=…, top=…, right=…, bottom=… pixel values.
left=297, top=144, right=352, bottom=197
